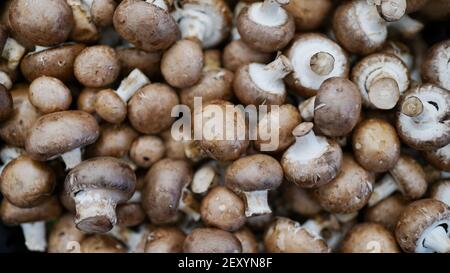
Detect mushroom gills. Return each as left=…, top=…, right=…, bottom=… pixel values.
left=21, top=221, right=47, bottom=252
left=419, top=221, right=450, bottom=253
left=248, top=0, right=288, bottom=27
left=249, top=55, right=292, bottom=94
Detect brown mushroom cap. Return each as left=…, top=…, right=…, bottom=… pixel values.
left=0, top=155, right=55, bottom=208
left=314, top=77, right=362, bottom=137
left=116, top=47, right=162, bottom=79
left=129, top=135, right=165, bottom=168
left=180, top=68, right=234, bottom=109
left=200, top=186, right=246, bottom=232
left=264, top=217, right=330, bottom=253
left=116, top=202, right=146, bottom=227
left=0, top=196, right=62, bottom=225
left=90, top=0, right=117, bottom=27
left=423, top=144, right=450, bottom=172
left=340, top=223, right=400, bottom=253
left=113, top=0, right=179, bottom=52
left=389, top=154, right=427, bottom=200
left=29, top=76, right=72, bottom=114
left=233, top=227, right=259, bottom=253
left=183, top=228, right=242, bottom=253
left=282, top=183, right=322, bottom=217
left=74, top=45, right=121, bottom=88
left=9, top=0, right=74, bottom=46
left=144, top=226, right=186, bottom=253
left=314, top=154, right=374, bottom=214
left=352, top=118, right=401, bottom=172
left=0, top=84, right=12, bottom=121
left=0, top=84, right=41, bottom=147
left=80, top=235, right=126, bottom=253
left=143, top=159, right=192, bottom=225
left=161, top=39, right=204, bottom=89
left=430, top=180, right=450, bottom=206
left=77, top=87, right=100, bottom=114
left=86, top=123, right=138, bottom=158
left=161, top=129, right=186, bottom=160
left=395, top=199, right=450, bottom=253
left=25, top=111, right=99, bottom=161
left=94, top=89, right=127, bottom=124
left=364, top=194, right=409, bottom=231
left=422, top=39, right=450, bottom=91
left=20, top=43, right=86, bottom=83
left=237, top=3, right=295, bottom=53
left=0, top=25, right=7, bottom=53
left=128, top=83, right=179, bottom=134
left=284, top=0, right=332, bottom=31
left=48, top=214, right=85, bottom=253
left=222, top=39, right=272, bottom=72
left=226, top=154, right=283, bottom=192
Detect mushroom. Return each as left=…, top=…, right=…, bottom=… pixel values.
left=64, top=157, right=136, bottom=233
left=423, top=144, right=450, bottom=172
left=0, top=84, right=12, bottom=121
left=284, top=0, right=332, bottom=31
left=430, top=180, right=450, bottom=206
left=113, top=0, right=180, bottom=52
left=222, top=39, right=272, bottom=73
left=313, top=77, right=362, bottom=137
left=77, top=87, right=100, bottom=114
left=340, top=223, right=400, bottom=253
left=285, top=33, right=349, bottom=97
left=0, top=145, right=25, bottom=174
left=314, top=154, right=374, bottom=214
left=25, top=111, right=100, bottom=169
left=282, top=182, right=322, bottom=217
left=351, top=53, right=410, bottom=110
left=128, top=82, right=179, bottom=134
left=142, top=226, right=186, bottom=253
left=9, top=0, right=74, bottom=46
left=142, top=158, right=198, bottom=224
left=0, top=197, right=62, bottom=252
left=190, top=161, right=220, bottom=195
left=0, top=155, right=55, bottom=208
left=200, top=186, right=246, bottom=232
left=364, top=194, right=409, bottom=231
left=332, top=0, right=387, bottom=55
left=161, top=129, right=187, bottom=160
left=116, top=47, right=162, bottom=79
left=381, top=40, right=414, bottom=69
left=237, top=0, right=295, bottom=53
left=74, top=45, right=121, bottom=88
left=161, top=39, right=204, bottom=89
left=66, top=0, right=98, bottom=43
left=183, top=228, right=242, bottom=253
left=48, top=213, right=86, bottom=253
left=352, top=118, right=401, bottom=172
left=368, top=154, right=427, bottom=206
left=255, top=104, right=301, bottom=153
left=193, top=100, right=249, bottom=161
left=171, top=0, right=232, bottom=49
left=1, top=35, right=26, bottom=72
left=281, top=122, right=343, bottom=188
left=28, top=76, right=72, bottom=114
left=233, top=54, right=292, bottom=106
left=225, top=154, right=283, bottom=216
left=86, top=123, right=139, bottom=158
left=0, top=84, right=41, bottom=147
left=129, top=135, right=165, bottom=169
left=116, top=202, right=146, bottom=228
left=396, top=84, right=450, bottom=151
left=264, top=217, right=330, bottom=253
left=233, top=227, right=259, bottom=253
left=20, top=43, right=86, bottom=82
left=395, top=199, right=450, bottom=253
left=421, top=39, right=449, bottom=91
left=80, top=234, right=126, bottom=253
left=94, top=68, right=150, bottom=124
left=366, top=0, right=407, bottom=22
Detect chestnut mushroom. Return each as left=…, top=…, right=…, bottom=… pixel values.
left=48, top=213, right=86, bottom=253
left=129, top=135, right=165, bottom=169
left=364, top=194, right=409, bottom=231
left=86, top=123, right=139, bottom=158
left=0, top=145, right=25, bottom=174
left=0, top=84, right=12, bottom=121
left=233, top=227, right=259, bottom=253
left=284, top=0, right=332, bottom=31
left=29, top=76, right=72, bottom=114
left=183, top=228, right=242, bottom=253
left=77, top=87, right=100, bottom=114
left=423, top=144, right=450, bottom=172
left=340, top=223, right=400, bottom=253
left=421, top=39, right=449, bottom=91
left=1, top=35, right=26, bottom=73
left=80, top=234, right=126, bottom=253
left=142, top=226, right=186, bottom=253
left=116, top=46, right=162, bottom=79
left=430, top=180, right=450, bottom=206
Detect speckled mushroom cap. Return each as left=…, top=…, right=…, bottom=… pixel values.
left=351, top=53, right=410, bottom=108
left=395, top=199, right=450, bottom=253
left=80, top=235, right=126, bottom=253
left=9, top=0, right=74, bottom=46
left=48, top=213, right=85, bottom=253
left=0, top=84, right=12, bottom=122
left=340, top=223, right=400, bottom=253
left=20, top=43, right=86, bottom=82
left=183, top=228, right=242, bottom=253
left=144, top=226, right=186, bottom=253
left=389, top=154, right=427, bottom=200
left=172, top=0, right=232, bottom=49
left=113, top=0, right=179, bottom=52
left=86, top=123, right=139, bottom=158
left=29, top=76, right=72, bottom=114
left=264, top=217, right=330, bottom=253
left=364, top=194, right=409, bottom=231
left=285, top=33, right=349, bottom=97
left=314, top=154, right=374, bottom=214
left=332, top=0, right=387, bottom=55
left=423, top=144, right=450, bottom=172
left=422, top=39, right=450, bottom=91
left=143, top=159, right=192, bottom=225
left=0, top=196, right=62, bottom=226
left=25, top=111, right=100, bottom=161
left=396, top=84, right=450, bottom=150
left=222, top=39, right=272, bottom=72
left=225, top=154, right=283, bottom=193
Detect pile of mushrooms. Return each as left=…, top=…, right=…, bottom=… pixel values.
left=0, top=0, right=449, bottom=253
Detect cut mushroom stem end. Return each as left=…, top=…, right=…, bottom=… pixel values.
left=179, top=188, right=201, bottom=221
left=310, top=52, right=335, bottom=76
left=116, top=69, right=150, bottom=102
left=243, top=190, right=271, bottom=217
left=368, top=174, right=397, bottom=207
left=423, top=225, right=450, bottom=253
left=21, top=221, right=47, bottom=252
left=61, top=148, right=83, bottom=170
left=368, top=78, right=400, bottom=110
left=401, top=96, right=423, bottom=117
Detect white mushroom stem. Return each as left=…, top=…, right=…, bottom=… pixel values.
left=20, top=221, right=47, bottom=252
left=334, top=212, right=358, bottom=223
left=249, top=55, right=292, bottom=94
left=368, top=174, right=398, bottom=206
left=310, top=52, right=335, bottom=76
left=1, top=38, right=26, bottom=70
left=298, top=96, right=316, bottom=121
left=303, top=215, right=340, bottom=238
left=423, top=226, right=450, bottom=253
left=179, top=187, right=201, bottom=221
left=177, top=9, right=211, bottom=43
left=368, top=77, right=400, bottom=110
left=146, top=0, right=168, bottom=10
left=243, top=190, right=271, bottom=217
left=291, top=128, right=328, bottom=162
left=74, top=189, right=119, bottom=226
left=61, top=148, right=83, bottom=170
left=0, top=71, right=12, bottom=90
left=401, top=96, right=436, bottom=123
left=128, top=191, right=142, bottom=203
left=191, top=165, right=217, bottom=194
left=116, top=69, right=150, bottom=102
left=0, top=146, right=24, bottom=174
